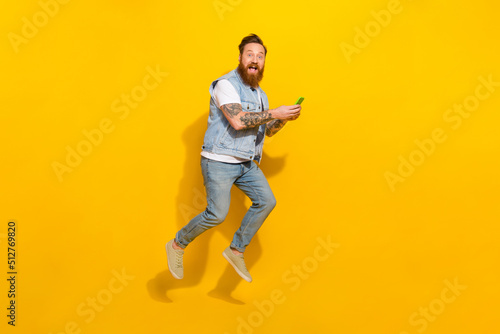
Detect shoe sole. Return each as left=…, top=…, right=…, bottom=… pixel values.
left=222, top=250, right=252, bottom=283
left=166, top=241, right=183, bottom=280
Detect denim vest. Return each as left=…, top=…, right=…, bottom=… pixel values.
left=202, top=69, right=269, bottom=163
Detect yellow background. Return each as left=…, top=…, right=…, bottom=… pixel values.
left=1, top=0, right=499, bottom=333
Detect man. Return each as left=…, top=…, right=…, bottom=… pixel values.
left=166, top=34, right=301, bottom=282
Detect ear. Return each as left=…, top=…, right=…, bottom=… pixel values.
left=238, top=54, right=241, bottom=63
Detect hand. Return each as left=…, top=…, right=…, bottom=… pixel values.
left=285, top=112, right=301, bottom=121
left=271, top=104, right=301, bottom=121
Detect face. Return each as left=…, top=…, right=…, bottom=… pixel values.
left=237, top=43, right=266, bottom=88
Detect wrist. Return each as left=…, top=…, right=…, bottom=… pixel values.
left=270, top=108, right=282, bottom=120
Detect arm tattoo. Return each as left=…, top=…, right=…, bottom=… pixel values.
left=221, top=103, right=242, bottom=119
left=221, top=103, right=274, bottom=129
left=239, top=111, right=273, bottom=129
left=265, top=119, right=287, bottom=136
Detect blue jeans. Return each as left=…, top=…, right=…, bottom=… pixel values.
left=175, top=156, right=276, bottom=252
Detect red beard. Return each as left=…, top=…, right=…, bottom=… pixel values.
left=237, top=62, right=265, bottom=88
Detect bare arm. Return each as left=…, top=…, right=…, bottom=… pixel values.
left=265, top=119, right=288, bottom=137
left=220, top=103, right=272, bottom=131
left=265, top=108, right=302, bottom=136
left=220, top=103, right=300, bottom=131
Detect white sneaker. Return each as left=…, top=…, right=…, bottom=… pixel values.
left=166, top=239, right=184, bottom=279
left=222, top=247, right=252, bottom=282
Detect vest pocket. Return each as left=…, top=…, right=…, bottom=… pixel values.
left=241, top=101, right=257, bottom=112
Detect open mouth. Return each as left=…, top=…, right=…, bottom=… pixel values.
left=248, top=65, right=258, bottom=73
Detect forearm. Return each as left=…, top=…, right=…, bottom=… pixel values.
left=238, top=110, right=274, bottom=129
left=265, top=119, right=287, bottom=137
left=221, top=103, right=275, bottom=130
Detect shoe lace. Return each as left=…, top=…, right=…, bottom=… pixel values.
left=174, top=250, right=184, bottom=269
left=237, top=255, right=248, bottom=271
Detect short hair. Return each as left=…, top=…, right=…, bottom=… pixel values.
left=238, top=34, right=267, bottom=56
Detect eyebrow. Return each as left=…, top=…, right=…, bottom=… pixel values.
left=246, top=50, right=265, bottom=55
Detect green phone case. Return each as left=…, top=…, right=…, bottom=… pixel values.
left=295, top=97, right=305, bottom=105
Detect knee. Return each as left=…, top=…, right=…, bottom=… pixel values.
left=261, top=194, right=276, bottom=212
left=205, top=206, right=229, bottom=225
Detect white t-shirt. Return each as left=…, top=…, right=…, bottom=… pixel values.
left=201, top=79, right=261, bottom=163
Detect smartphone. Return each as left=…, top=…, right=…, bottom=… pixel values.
left=295, top=97, right=305, bottom=105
